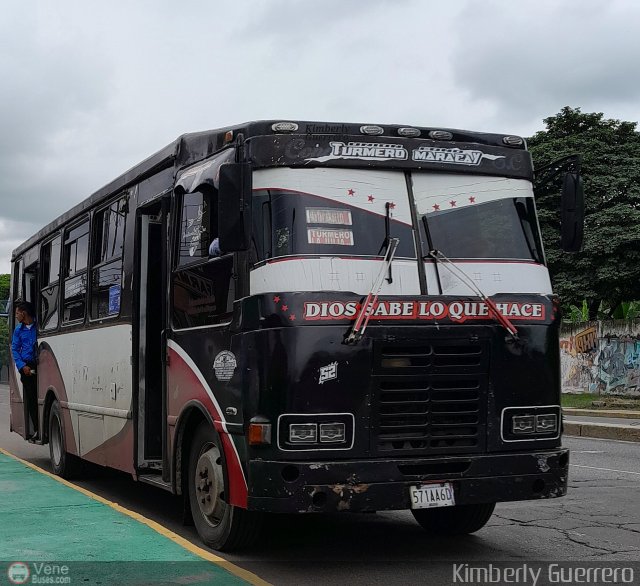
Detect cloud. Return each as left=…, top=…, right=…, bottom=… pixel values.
left=0, top=218, right=39, bottom=274
left=450, top=0, right=640, bottom=133
left=1, top=0, right=639, bottom=276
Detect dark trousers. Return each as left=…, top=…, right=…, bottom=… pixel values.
left=19, top=361, right=38, bottom=436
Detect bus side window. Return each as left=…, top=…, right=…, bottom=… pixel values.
left=62, top=219, right=89, bottom=324
left=250, top=192, right=271, bottom=265
left=90, top=197, right=127, bottom=319
left=14, top=258, right=23, bottom=302
left=172, top=188, right=235, bottom=329
left=177, top=190, right=211, bottom=267
left=40, top=235, right=61, bottom=330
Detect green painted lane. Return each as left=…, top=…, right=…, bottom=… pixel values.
left=0, top=453, right=251, bottom=584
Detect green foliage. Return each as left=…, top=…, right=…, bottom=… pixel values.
left=567, top=300, right=589, bottom=323
left=529, top=107, right=640, bottom=318
left=0, top=273, right=9, bottom=300
left=0, top=317, right=9, bottom=368
left=566, top=299, right=640, bottom=323
left=561, top=393, right=602, bottom=409
left=0, top=274, right=10, bottom=368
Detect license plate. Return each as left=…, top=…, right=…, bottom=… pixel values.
left=409, top=482, right=455, bottom=509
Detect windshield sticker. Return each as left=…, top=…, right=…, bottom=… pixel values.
left=319, top=361, right=338, bottom=384
left=307, top=228, right=354, bottom=246
left=305, top=208, right=353, bottom=226
left=306, top=142, right=408, bottom=162
left=213, top=351, right=237, bottom=382
left=182, top=204, right=206, bottom=257
left=303, top=300, right=545, bottom=322
left=412, top=146, right=505, bottom=166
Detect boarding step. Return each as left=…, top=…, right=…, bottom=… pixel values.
left=138, top=474, right=173, bottom=492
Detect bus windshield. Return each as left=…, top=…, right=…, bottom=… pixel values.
left=412, top=174, right=544, bottom=262
left=251, top=168, right=417, bottom=262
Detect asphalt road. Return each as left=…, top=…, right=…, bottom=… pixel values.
left=1, top=383, right=639, bottom=585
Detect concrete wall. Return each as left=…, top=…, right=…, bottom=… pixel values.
left=560, top=320, right=640, bottom=396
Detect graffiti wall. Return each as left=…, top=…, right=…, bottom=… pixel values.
left=560, top=320, right=640, bottom=396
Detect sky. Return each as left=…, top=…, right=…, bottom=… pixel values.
left=1, top=0, right=640, bottom=276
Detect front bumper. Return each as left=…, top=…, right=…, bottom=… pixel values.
left=247, top=448, right=569, bottom=513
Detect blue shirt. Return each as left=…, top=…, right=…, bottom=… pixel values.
left=11, top=323, right=37, bottom=370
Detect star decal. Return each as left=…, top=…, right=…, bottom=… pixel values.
left=469, top=196, right=476, bottom=203
left=450, top=200, right=457, bottom=207
left=289, top=314, right=296, bottom=321
left=368, top=195, right=375, bottom=202
left=347, top=189, right=355, bottom=196
left=281, top=304, right=289, bottom=312
left=433, top=204, right=440, bottom=211
left=273, top=295, right=281, bottom=303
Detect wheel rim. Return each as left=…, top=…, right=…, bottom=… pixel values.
left=51, top=415, right=62, bottom=466
left=194, top=442, right=227, bottom=527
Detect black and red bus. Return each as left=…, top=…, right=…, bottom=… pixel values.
left=9, top=120, right=582, bottom=550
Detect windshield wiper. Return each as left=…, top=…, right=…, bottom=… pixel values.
left=377, top=202, right=394, bottom=283
left=345, top=237, right=400, bottom=345
left=427, top=249, right=519, bottom=339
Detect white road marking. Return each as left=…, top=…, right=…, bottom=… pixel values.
left=570, top=464, right=640, bottom=476
left=572, top=450, right=604, bottom=454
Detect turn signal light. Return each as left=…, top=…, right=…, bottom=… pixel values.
left=248, top=422, right=272, bottom=446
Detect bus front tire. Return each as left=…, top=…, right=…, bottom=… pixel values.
left=411, top=502, right=495, bottom=535
left=188, top=422, right=262, bottom=551
left=49, top=400, right=79, bottom=479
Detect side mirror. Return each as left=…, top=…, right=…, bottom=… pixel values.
left=560, top=172, right=584, bottom=252
left=218, top=163, right=252, bottom=252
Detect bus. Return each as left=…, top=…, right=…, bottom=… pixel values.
left=9, top=120, right=583, bottom=551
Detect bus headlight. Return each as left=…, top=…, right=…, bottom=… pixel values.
left=512, top=415, right=535, bottom=434
left=502, top=406, right=561, bottom=441
left=536, top=414, right=558, bottom=433
left=319, top=422, right=346, bottom=443
left=289, top=423, right=317, bottom=444
left=278, top=414, right=354, bottom=450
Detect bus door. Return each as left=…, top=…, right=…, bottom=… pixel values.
left=136, top=200, right=168, bottom=477
left=9, top=258, right=25, bottom=437
left=9, top=250, right=40, bottom=439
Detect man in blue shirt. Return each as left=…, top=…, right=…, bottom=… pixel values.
left=12, top=301, right=38, bottom=439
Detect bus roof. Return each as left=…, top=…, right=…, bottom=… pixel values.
left=12, top=120, right=525, bottom=260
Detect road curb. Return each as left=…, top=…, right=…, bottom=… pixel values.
left=564, top=421, right=640, bottom=442
left=563, top=408, right=640, bottom=419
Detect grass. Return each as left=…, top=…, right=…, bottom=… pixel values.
left=562, top=393, right=640, bottom=410
left=562, top=393, right=602, bottom=409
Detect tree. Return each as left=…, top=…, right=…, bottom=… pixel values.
left=528, top=107, right=640, bottom=319
left=0, top=274, right=9, bottom=369
left=0, top=273, right=9, bottom=300
left=0, top=318, right=8, bottom=369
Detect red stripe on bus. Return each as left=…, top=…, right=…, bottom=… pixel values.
left=167, top=346, right=248, bottom=508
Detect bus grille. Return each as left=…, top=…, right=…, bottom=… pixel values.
left=373, top=342, right=488, bottom=455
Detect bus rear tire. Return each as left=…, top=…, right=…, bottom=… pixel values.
left=49, top=400, right=79, bottom=479
left=188, top=422, right=262, bottom=551
left=411, top=502, right=495, bottom=535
